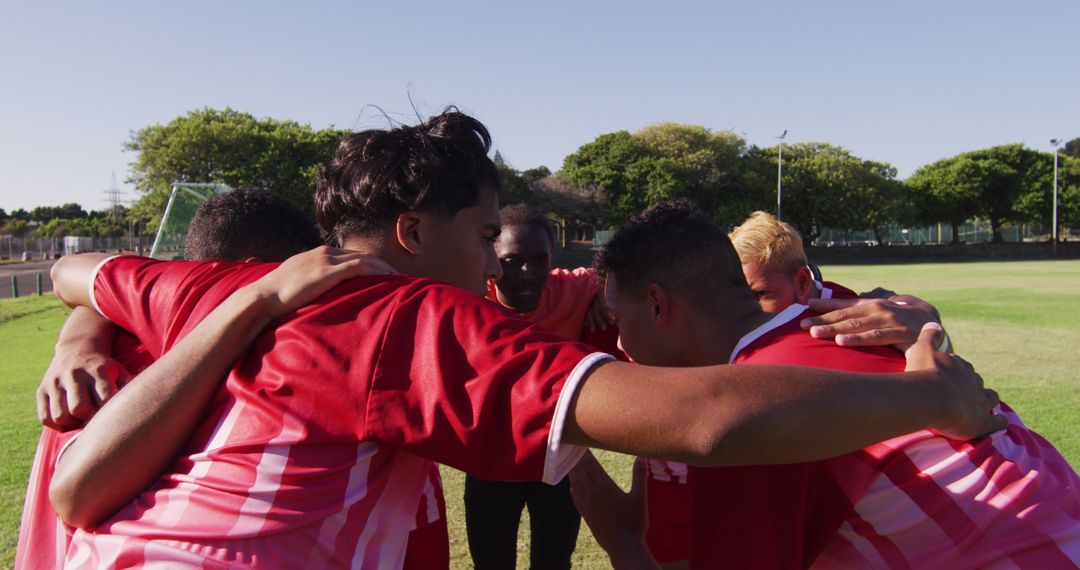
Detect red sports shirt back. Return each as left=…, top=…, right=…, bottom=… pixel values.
left=68, top=257, right=607, bottom=568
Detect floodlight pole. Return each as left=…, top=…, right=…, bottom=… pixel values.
left=777, top=130, right=787, bottom=220
left=1051, top=139, right=1060, bottom=255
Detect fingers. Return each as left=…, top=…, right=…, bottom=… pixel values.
left=985, top=388, right=1000, bottom=410
left=989, top=411, right=1009, bottom=432
left=49, top=388, right=80, bottom=431
left=65, top=374, right=97, bottom=423
left=804, top=297, right=858, bottom=321
left=915, top=321, right=944, bottom=348
left=39, top=377, right=81, bottom=431
left=858, top=287, right=898, bottom=299
left=36, top=386, right=57, bottom=430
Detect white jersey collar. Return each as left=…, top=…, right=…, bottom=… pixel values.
left=728, top=304, right=808, bottom=364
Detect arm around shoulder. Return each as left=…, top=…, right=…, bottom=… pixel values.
left=52, top=253, right=112, bottom=310
left=561, top=325, right=1003, bottom=466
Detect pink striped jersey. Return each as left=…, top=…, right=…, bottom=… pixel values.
left=15, top=332, right=153, bottom=570
left=688, top=304, right=1080, bottom=569
left=66, top=256, right=609, bottom=568
left=486, top=267, right=601, bottom=341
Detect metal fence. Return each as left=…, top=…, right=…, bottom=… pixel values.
left=813, top=222, right=1056, bottom=247
left=0, top=235, right=152, bottom=261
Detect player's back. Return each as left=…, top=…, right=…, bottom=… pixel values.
left=77, top=257, right=591, bottom=568
left=695, top=305, right=1080, bottom=569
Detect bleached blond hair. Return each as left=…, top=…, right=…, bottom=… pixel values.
left=729, top=211, right=808, bottom=274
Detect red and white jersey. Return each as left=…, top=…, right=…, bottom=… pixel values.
left=644, top=458, right=688, bottom=484
left=816, top=280, right=857, bottom=300
left=689, top=304, right=1080, bottom=569
left=487, top=267, right=600, bottom=342
left=67, top=256, right=609, bottom=568
left=15, top=332, right=153, bottom=570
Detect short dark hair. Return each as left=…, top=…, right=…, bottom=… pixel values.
left=500, top=204, right=556, bottom=249
left=594, top=200, right=749, bottom=306
left=315, top=109, right=500, bottom=246
left=185, top=188, right=322, bottom=262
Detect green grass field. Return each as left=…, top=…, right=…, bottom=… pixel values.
left=1, top=260, right=1077, bottom=568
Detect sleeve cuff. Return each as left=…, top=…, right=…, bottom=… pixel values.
left=87, top=255, right=121, bottom=319
left=55, top=432, right=81, bottom=466
left=543, top=351, right=614, bottom=484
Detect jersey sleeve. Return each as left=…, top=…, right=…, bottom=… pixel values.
left=552, top=267, right=602, bottom=307
left=92, top=256, right=270, bottom=357
left=363, top=281, right=612, bottom=484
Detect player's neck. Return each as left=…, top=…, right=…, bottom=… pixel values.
left=680, top=301, right=771, bottom=366
left=340, top=236, right=415, bottom=276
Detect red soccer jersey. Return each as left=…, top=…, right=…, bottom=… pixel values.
left=15, top=331, right=153, bottom=570
left=67, top=256, right=609, bottom=568
left=640, top=280, right=857, bottom=563
left=487, top=267, right=601, bottom=342
left=817, top=280, right=857, bottom=300
left=689, top=304, right=1080, bottom=569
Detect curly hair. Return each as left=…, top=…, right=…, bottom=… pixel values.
left=499, top=204, right=555, bottom=249
left=185, top=188, right=322, bottom=262
left=315, top=109, right=500, bottom=245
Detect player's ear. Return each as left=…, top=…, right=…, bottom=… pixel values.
left=794, top=266, right=815, bottom=303
left=646, top=283, right=670, bottom=326
left=395, top=212, right=424, bottom=256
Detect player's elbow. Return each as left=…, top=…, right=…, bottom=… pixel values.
left=682, top=422, right=741, bottom=468
left=49, top=467, right=106, bottom=529
left=677, top=395, right=762, bottom=468
left=51, top=255, right=81, bottom=308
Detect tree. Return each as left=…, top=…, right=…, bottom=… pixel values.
left=1, top=219, right=31, bottom=238
left=10, top=209, right=30, bottom=221
left=492, top=152, right=534, bottom=207
left=750, top=142, right=900, bottom=244
left=522, top=166, right=551, bottom=185
left=1062, top=137, right=1080, bottom=159
left=0, top=208, right=7, bottom=225
left=909, top=145, right=1043, bottom=243
left=561, top=131, right=648, bottom=225
left=30, top=203, right=88, bottom=224
left=126, top=108, right=347, bottom=229
left=851, top=161, right=906, bottom=245
left=1014, top=152, right=1080, bottom=237
left=531, top=175, right=605, bottom=245
left=907, top=158, right=982, bottom=244
left=561, top=124, right=754, bottom=226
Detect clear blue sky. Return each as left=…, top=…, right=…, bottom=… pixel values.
left=1, top=1, right=1076, bottom=212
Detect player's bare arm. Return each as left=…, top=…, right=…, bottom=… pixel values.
left=802, top=294, right=947, bottom=350
left=49, top=247, right=394, bottom=528
left=37, top=307, right=130, bottom=431
left=563, top=324, right=1003, bottom=466
left=569, top=453, right=659, bottom=570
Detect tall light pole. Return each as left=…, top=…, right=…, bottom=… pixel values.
left=777, top=130, right=787, bottom=220
left=1051, top=139, right=1060, bottom=252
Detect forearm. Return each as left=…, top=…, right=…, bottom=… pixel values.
left=565, top=362, right=950, bottom=466
left=55, top=306, right=116, bottom=355
left=50, top=286, right=274, bottom=528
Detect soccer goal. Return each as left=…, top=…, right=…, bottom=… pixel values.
left=149, top=183, right=232, bottom=260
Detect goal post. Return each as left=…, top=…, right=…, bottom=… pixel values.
left=150, top=183, right=232, bottom=259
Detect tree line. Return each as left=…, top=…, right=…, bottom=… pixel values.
left=0, top=203, right=129, bottom=239
left=3, top=108, right=1077, bottom=245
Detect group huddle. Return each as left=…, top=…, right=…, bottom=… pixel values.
left=16, top=110, right=1079, bottom=569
